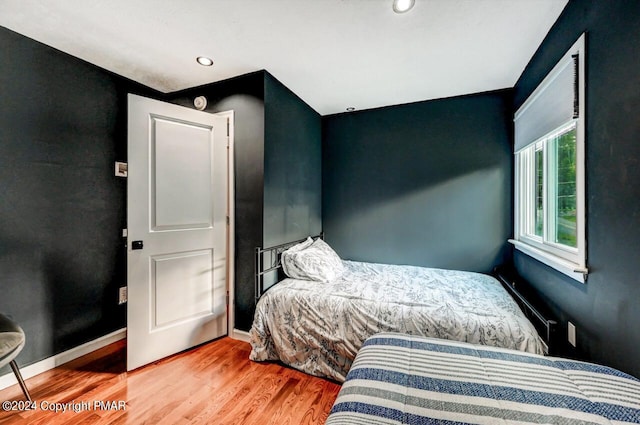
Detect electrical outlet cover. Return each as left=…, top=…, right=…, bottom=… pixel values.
left=119, top=287, right=128, bottom=305
left=568, top=321, right=576, bottom=347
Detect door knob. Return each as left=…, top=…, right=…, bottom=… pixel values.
left=132, top=240, right=144, bottom=250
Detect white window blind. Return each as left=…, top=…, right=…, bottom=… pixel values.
left=514, top=43, right=580, bottom=152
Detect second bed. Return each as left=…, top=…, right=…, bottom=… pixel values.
left=249, top=238, right=545, bottom=382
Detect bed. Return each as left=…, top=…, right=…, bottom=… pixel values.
left=326, top=332, right=640, bottom=424
left=249, top=236, right=548, bottom=382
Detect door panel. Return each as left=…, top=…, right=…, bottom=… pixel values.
left=151, top=249, right=214, bottom=329
left=151, top=116, right=213, bottom=230
left=127, top=94, right=227, bottom=371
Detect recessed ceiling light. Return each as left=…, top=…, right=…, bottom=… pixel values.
left=392, top=0, right=415, bottom=13
left=196, top=56, right=214, bottom=66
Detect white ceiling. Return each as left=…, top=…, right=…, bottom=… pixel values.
left=0, top=0, right=567, bottom=115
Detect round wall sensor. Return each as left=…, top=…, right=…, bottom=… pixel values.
left=194, top=96, right=208, bottom=111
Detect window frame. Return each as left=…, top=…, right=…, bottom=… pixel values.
left=511, top=34, right=587, bottom=283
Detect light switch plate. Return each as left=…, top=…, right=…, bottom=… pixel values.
left=115, top=162, right=128, bottom=177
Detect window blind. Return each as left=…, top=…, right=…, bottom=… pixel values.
left=514, top=55, right=577, bottom=152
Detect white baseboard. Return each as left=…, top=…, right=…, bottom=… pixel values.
left=0, top=328, right=126, bottom=391
left=1, top=327, right=250, bottom=391
left=230, top=328, right=251, bottom=343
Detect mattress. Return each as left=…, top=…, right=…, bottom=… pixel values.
left=327, top=332, right=640, bottom=425
left=249, top=260, right=544, bottom=382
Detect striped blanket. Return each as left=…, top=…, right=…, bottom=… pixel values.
left=327, top=333, right=640, bottom=425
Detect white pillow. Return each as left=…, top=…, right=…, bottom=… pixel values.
left=281, top=237, right=314, bottom=277
left=282, top=238, right=345, bottom=282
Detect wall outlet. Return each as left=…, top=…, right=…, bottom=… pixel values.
left=568, top=321, right=577, bottom=347
left=118, top=287, right=128, bottom=305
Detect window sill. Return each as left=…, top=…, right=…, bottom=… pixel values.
left=508, top=239, right=587, bottom=283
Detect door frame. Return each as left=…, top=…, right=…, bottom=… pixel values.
left=126, top=95, right=234, bottom=370
left=216, top=110, right=238, bottom=340
left=123, top=104, right=239, bottom=345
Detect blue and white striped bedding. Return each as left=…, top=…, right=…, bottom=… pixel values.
left=327, top=333, right=640, bottom=425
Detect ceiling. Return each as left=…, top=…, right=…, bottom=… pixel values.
left=0, top=0, right=568, bottom=115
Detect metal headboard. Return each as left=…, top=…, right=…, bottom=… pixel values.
left=255, top=233, right=324, bottom=303
left=493, top=266, right=558, bottom=355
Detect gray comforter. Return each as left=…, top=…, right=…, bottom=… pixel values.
left=249, top=260, right=545, bottom=382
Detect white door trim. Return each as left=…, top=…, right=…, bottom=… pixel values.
left=214, top=110, right=238, bottom=340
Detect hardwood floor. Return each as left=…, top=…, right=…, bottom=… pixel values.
left=0, top=337, right=341, bottom=424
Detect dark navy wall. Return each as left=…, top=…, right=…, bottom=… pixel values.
left=0, top=26, right=157, bottom=370
left=322, top=91, right=513, bottom=272
left=263, top=72, right=322, bottom=248
left=513, top=0, right=640, bottom=378
left=167, top=72, right=265, bottom=332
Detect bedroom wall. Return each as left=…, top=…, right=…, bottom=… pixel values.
left=322, top=91, right=513, bottom=273
left=512, top=0, right=640, bottom=378
left=0, top=29, right=314, bottom=357
left=167, top=72, right=266, bottom=332
left=0, top=26, right=157, bottom=370
left=263, top=72, right=322, bottom=248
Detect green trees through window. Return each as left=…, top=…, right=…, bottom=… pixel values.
left=553, top=128, right=577, bottom=247
left=520, top=123, right=577, bottom=250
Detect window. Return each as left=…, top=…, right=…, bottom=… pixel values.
left=512, top=34, right=586, bottom=283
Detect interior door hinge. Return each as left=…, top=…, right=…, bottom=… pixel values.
left=226, top=291, right=230, bottom=305
left=226, top=216, right=230, bottom=225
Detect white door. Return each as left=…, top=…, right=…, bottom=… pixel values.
left=127, top=94, right=228, bottom=371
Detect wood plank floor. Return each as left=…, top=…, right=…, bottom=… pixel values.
left=0, top=337, right=341, bottom=425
